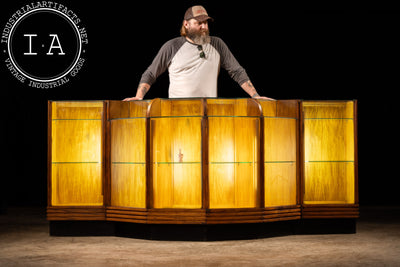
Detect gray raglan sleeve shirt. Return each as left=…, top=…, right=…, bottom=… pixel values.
left=139, top=37, right=185, bottom=86
left=210, top=37, right=250, bottom=86
left=139, top=36, right=249, bottom=88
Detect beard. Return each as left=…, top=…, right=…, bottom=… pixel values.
left=186, top=28, right=210, bottom=45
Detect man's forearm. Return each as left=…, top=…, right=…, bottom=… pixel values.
left=241, top=80, right=259, bottom=98
left=136, top=83, right=151, bottom=99
left=122, top=83, right=151, bottom=101
left=240, top=80, right=274, bottom=100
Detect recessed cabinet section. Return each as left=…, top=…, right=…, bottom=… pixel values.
left=149, top=99, right=203, bottom=209
left=302, top=101, right=356, bottom=205
left=109, top=100, right=149, bottom=209
left=49, top=101, right=105, bottom=207
left=258, top=100, right=299, bottom=207
left=207, top=99, right=261, bottom=209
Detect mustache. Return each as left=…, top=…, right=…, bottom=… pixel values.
left=188, top=27, right=209, bottom=34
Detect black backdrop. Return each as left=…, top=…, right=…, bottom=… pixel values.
left=1, top=1, right=398, bottom=207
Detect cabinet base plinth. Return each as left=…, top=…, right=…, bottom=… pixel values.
left=49, top=219, right=357, bottom=241
left=302, top=205, right=360, bottom=219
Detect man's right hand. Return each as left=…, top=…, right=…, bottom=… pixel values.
left=122, top=96, right=143, bottom=101
left=123, top=97, right=143, bottom=101
left=123, top=83, right=150, bottom=101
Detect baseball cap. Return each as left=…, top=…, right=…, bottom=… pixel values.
left=184, top=5, right=213, bottom=22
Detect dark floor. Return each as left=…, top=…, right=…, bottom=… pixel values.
left=1, top=206, right=400, bottom=266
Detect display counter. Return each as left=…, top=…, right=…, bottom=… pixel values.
left=47, top=98, right=358, bottom=226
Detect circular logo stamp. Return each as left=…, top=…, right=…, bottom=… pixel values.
left=1, top=2, right=88, bottom=88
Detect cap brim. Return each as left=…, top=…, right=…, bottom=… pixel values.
left=194, top=15, right=214, bottom=22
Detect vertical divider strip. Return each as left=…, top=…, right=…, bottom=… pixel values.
left=146, top=99, right=156, bottom=210
left=299, top=100, right=305, bottom=214
left=257, top=100, right=265, bottom=209
left=353, top=100, right=359, bottom=205
left=47, top=101, right=53, bottom=208
left=202, top=98, right=210, bottom=212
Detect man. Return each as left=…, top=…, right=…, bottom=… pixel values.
left=123, top=5, right=272, bottom=101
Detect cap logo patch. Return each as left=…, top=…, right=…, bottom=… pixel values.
left=192, top=6, right=207, bottom=16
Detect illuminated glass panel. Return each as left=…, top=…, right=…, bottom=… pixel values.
left=303, top=101, right=355, bottom=204
left=208, top=99, right=261, bottom=209
left=51, top=101, right=104, bottom=206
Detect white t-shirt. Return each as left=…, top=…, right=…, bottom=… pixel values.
left=140, top=36, right=249, bottom=98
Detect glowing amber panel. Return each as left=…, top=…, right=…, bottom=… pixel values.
left=264, top=118, right=297, bottom=162
left=303, top=101, right=355, bottom=204
left=304, top=162, right=355, bottom=204
left=304, top=119, right=354, bottom=162
left=264, top=163, right=297, bottom=206
left=264, top=118, right=297, bottom=207
left=153, top=164, right=202, bottom=208
left=149, top=99, right=204, bottom=117
left=52, top=101, right=103, bottom=119
left=257, top=99, right=298, bottom=208
left=208, top=99, right=260, bottom=209
left=151, top=115, right=202, bottom=209
left=52, top=163, right=103, bottom=205
left=51, top=101, right=104, bottom=206
left=111, top=164, right=146, bottom=208
left=110, top=119, right=146, bottom=208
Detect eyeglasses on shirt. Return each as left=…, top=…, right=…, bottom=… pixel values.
left=197, top=45, right=206, bottom=59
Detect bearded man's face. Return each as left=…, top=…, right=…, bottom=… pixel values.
left=184, top=19, right=210, bottom=45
